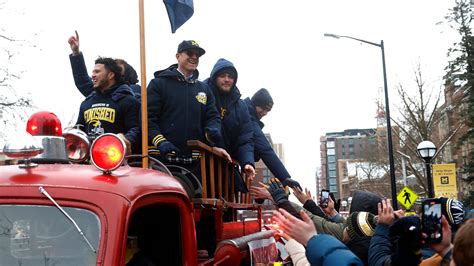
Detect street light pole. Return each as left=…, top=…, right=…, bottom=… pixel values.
left=417, top=140, right=437, bottom=198
left=324, top=33, right=398, bottom=209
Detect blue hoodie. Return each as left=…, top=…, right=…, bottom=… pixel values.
left=76, top=83, right=140, bottom=145
left=205, top=59, right=254, bottom=169
left=244, top=98, right=291, bottom=181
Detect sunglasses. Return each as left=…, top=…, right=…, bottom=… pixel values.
left=184, top=50, right=200, bottom=57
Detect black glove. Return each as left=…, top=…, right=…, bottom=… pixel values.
left=267, top=178, right=288, bottom=205
left=205, top=128, right=222, bottom=146
left=389, top=216, right=422, bottom=266
left=157, top=140, right=180, bottom=156
left=281, top=178, right=302, bottom=190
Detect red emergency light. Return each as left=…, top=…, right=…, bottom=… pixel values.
left=26, top=111, right=62, bottom=136
left=90, top=134, right=126, bottom=173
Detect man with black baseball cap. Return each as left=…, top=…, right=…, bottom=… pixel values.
left=147, top=40, right=230, bottom=175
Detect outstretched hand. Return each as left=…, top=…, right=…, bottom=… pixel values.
left=322, top=196, right=337, bottom=217
left=243, top=164, right=255, bottom=182
left=250, top=184, right=273, bottom=201
left=423, top=215, right=453, bottom=257
left=272, top=209, right=316, bottom=246
left=293, top=187, right=312, bottom=205
left=212, top=147, right=232, bottom=162
left=68, top=30, right=80, bottom=55
left=281, top=178, right=302, bottom=190
left=377, top=199, right=395, bottom=225
left=266, top=178, right=288, bottom=205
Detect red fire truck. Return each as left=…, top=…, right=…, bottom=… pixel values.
left=0, top=111, right=275, bottom=265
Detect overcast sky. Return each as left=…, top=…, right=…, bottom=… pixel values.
left=1, top=0, right=462, bottom=194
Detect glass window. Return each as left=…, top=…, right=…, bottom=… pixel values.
left=327, top=155, right=336, bottom=163
left=327, top=148, right=335, bottom=155
left=330, top=185, right=337, bottom=192
left=329, top=170, right=336, bottom=177
left=368, top=136, right=376, bottom=144
left=0, top=205, right=100, bottom=265
left=340, top=139, right=345, bottom=144
left=348, top=139, right=354, bottom=147
left=329, top=178, right=337, bottom=185
left=328, top=163, right=336, bottom=170
left=127, top=204, right=183, bottom=265
left=327, top=141, right=335, bottom=148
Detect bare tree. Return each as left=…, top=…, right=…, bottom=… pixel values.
left=0, top=3, right=34, bottom=142
left=391, top=63, right=460, bottom=196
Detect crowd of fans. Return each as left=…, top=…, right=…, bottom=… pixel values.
left=251, top=178, right=473, bottom=266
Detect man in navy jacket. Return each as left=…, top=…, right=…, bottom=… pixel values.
left=205, top=58, right=255, bottom=191
left=147, top=40, right=230, bottom=168
left=244, top=88, right=301, bottom=189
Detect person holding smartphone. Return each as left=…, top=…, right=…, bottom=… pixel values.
left=293, top=188, right=344, bottom=223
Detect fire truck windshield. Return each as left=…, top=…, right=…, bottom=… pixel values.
left=0, top=205, right=100, bottom=265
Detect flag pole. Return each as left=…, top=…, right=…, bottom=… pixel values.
left=139, top=0, right=149, bottom=168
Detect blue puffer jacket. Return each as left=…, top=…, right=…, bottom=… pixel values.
left=306, top=234, right=364, bottom=266
left=205, top=59, right=254, bottom=169
left=147, top=64, right=223, bottom=157
left=243, top=98, right=291, bottom=181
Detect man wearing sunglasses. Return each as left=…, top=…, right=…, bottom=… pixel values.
left=147, top=40, right=230, bottom=173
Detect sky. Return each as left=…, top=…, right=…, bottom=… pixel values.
left=0, top=0, right=463, bottom=194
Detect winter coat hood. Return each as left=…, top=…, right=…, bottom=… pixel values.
left=349, top=190, right=383, bottom=215
left=86, top=83, right=134, bottom=102
left=206, top=59, right=241, bottom=107
left=209, top=58, right=238, bottom=86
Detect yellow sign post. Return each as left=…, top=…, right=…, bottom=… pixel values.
left=397, top=186, right=418, bottom=209
left=432, top=163, right=458, bottom=199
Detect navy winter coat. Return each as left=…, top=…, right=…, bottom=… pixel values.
left=244, top=98, right=291, bottom=181
left=69, top=53, right=141, bottom=101
left=205, top=59, right=254, bottom=168
left=147, top=64, right=223, bottom=157
left=368, top=224, right=391, bottom=266
left=75, top=83, right=140, bottom=145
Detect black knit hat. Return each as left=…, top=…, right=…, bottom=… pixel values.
left=389, top=216, right=422, bottom=266
left=215, top=67, right=237, bottom=80
left=440, top=197, right=465, bottom=231
left=345, top=211, right=377, bottom=241
left=177, top=40, right=205, bottom=57
left=251, top=88, right=273, bottom=109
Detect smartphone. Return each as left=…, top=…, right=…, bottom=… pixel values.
left=320, top=189, right=329, bottom=208
left=422, top=198, right=443, bottom=243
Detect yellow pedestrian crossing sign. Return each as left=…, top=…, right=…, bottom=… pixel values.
left=397, top=186, right=418, bottom=209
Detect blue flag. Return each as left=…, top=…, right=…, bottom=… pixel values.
left=163, top=0, right=194, bottom=33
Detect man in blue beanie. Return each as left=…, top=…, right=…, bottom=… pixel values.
left=244, top=88, right=301, bottom=190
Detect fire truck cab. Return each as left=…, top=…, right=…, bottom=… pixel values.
left=0, top=111, right=272, bottom=266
